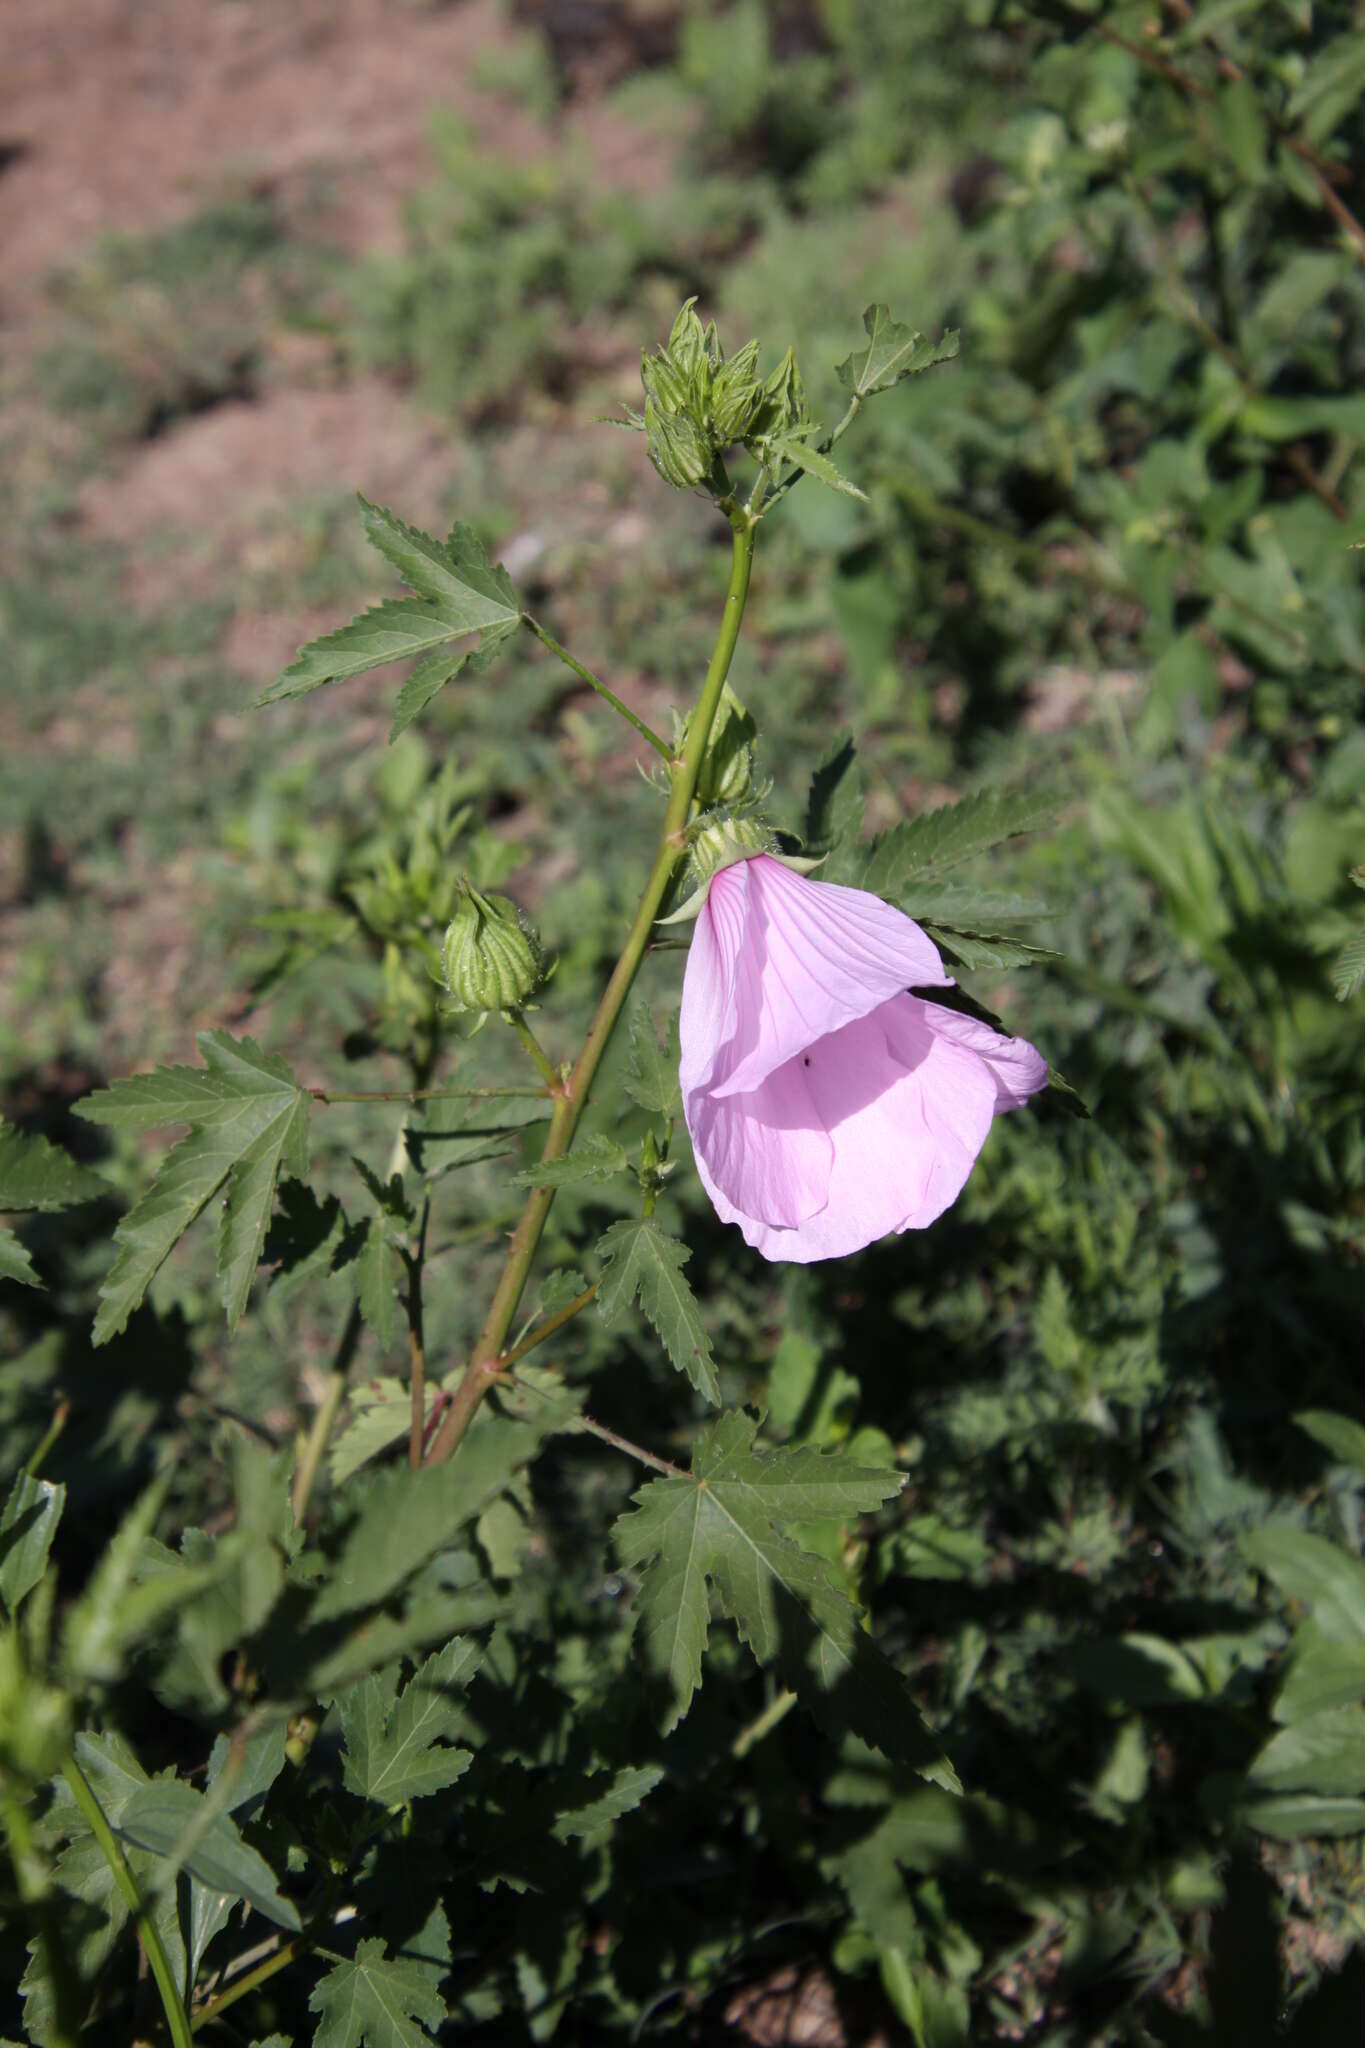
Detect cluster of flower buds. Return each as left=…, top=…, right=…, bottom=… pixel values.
left=441, top=880, right=544, bottom=1015
left=635, top=301, right=813, bottom=496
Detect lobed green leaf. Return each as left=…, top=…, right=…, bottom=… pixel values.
left=596, top=1218, right=719, bottom=1406
left=836, top=304, right=961, bottom=398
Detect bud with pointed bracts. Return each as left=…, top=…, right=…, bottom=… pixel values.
left=441, top=881, right=544, bottom=1014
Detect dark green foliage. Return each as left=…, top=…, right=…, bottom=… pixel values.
left=5, top=1, right=1365, bottom=2042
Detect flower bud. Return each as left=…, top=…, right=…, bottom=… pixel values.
left=685, top=814, right=773, bottom=892
left=640, top=348, right=691, bottom=417
left=645, top=398, right=712, bottom=491
left=689, top=684, right=758, bottom=809
left=710, top=340, right=762, bottom=444
left=441, top=882, right=544, bottom=1013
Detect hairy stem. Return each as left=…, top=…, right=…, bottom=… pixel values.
left=426, top=514, right=757, bottom=1466
left=60, top=1758, right=194, bottom=2048
left=505, top=1009, right=562, bottom=1090
left=525, top=615, right=674, bottom=760
left=499, top=1281, right=598, bottom=1369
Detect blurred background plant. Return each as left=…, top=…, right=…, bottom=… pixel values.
left=2, top=1, right=1364, bottom=2042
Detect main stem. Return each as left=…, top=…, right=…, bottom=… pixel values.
left=61, top=1759, right=194, bottom=2048
left=426, top=513, right=756, bottom=1465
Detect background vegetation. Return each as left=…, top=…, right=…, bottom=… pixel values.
left=2, top=1, right=1364, bottom=2042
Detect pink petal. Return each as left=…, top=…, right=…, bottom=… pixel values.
left=897, top=998, right=1049, bottom=1110
left=679, top=855, right=951, bottom=1104
left=688, top=1060, right=833, bottom=1228
left=715, top=1002, right=998, bottom=1262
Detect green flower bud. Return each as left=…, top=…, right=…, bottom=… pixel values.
left=689, top=684, right=758, bottom=809
left=645, top=397, right=712, bottom=491
left=685, top=813, right=773, bottom=892
left=640, top=348, right=691, bottom=417
left=667, top=298, right=714, bottom=381
left=710, top=340, right=762, bottom=444
left=441, top=882, right=544, bottom=1013
left=748, top=345, right=807, bottom=446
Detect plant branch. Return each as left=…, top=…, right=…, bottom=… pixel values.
left=292, top=1302, right=361, bottom=1522
left=61, top=1758, right=194, bottom=2048
left=310, top=1083, right=550, bottom=1105
left=192, top=1919, right=321, bottom=2031
left=425, top=513, right=757, bottom=1466
left=503, top=1366, right=686, bottom=1478
left=525, top=616, right=674, bottom=761
left=499, top=1281, right=598, bottom=1369
left=504, top=1009, right=562, bottom=1090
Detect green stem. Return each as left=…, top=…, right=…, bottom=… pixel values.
left=192, top=1921, right=319, bottom=2031
left=60, top=1758, right=193, bottom=2048
left=525, top=616, right=674, bottom=761
left=504, top=1010, right=562, bottom=1090
left=505, top=1368, right=686, bottom=1478
left=3, top=1788, right=80, bottom=2048
left=311, top=1084, right=549, bottom=1105
left=499, top=1281, right=598, bottom=1369
left=25, top=1397, right=70, bottom=1479
left=292, top=1303, right=361, bottom=1522
left=731, top=1687, right=798, bottom=1758
left=426, top=514, right=757, bottom=1466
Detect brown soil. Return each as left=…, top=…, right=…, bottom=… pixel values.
left=0, top=0, right=677, bottom=308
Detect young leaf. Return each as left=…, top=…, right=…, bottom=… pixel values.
left=804, top=733, right=864, bottom=880
left=614, top=1412, right=954, bottom=1786
left=256, top=501, right=520, bottom=715
left=836, top=305, right=961, bottom=397
left=389, top=619, right=519, bottom=742
left=924, top=927, right=1059, bottom=973
left=78, top=1032, right=309, bottom=1342
left=358, top=499, right=519, bottom=624
left=309, top=1935, right=448, bottom=2048
left=336, top=1636, right=480, bottom=1806
left=596, top=1219, right=719, bottom=1406
left=0, top=1473, right=65, bottom=1615
left=0, top=1121, right=108, bottom=1211
left=623, top=1003, right=683, bottom=1119
left=861, top=791, right=1054, bottom=898
left=329, top=1378, right=414, bottom=1486
left=255, top=599, right=487, bottom=706
left=1296, top=1410, right=1365, bottom=1472
left=550, top=1763, right=665, bottom=1842
left=310, top=1391, right=572, bottom=1622
left=1332, top=926, right=1365, bottom=1000
left=539, top=1267, right=589, bottom=1316
left=389, top=646, right=472, bottom=742
left=114, top=1778, right=299, bottom=1930
left=769, top=431, right=866, bottom=500
left=353, top=1217, right=402, bottom=1351
left=0, top=1228, right=40, bottom=1288
left=513, top=1135, right=631, bottom=1189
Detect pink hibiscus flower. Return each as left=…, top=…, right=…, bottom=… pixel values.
left=679, top=854, right=1047, bottom=1263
